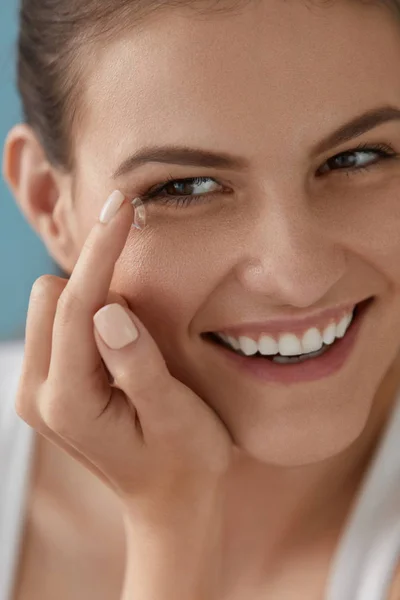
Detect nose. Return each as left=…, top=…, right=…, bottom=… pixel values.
left=235, top=201, right=347, bottom=308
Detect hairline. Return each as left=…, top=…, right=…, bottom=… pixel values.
left=58, top=0, right=400, bottom=175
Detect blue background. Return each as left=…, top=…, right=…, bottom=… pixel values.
left=0, top=1, right=59, bottom=341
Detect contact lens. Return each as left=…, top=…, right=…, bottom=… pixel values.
left=131, top=197, right=147, bottom=230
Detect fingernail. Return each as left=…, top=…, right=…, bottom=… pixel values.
left=99, top=190, right=125, bottom=224
left=94, top=304, right=139, bottom=349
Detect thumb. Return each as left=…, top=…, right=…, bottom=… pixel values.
left=93, top=303, right=194, bottom=432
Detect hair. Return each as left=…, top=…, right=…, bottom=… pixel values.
left=17, top=0, right=400, bottom=174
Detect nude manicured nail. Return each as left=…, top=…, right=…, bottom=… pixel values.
left=99, top=190, right=125, bottom=224
left=94, top=304, right=139, bottom=349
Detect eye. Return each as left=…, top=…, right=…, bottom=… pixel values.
left=317, top=143, right=399, bottom=176
left=136, top=143, right=399, bottom=208
left=140, top=176, right=224, bottom=207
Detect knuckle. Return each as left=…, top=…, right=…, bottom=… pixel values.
left=40, top=391, right=72, bottom=437
left=110, top=364, right=131, bottom=389
left=15, top=380, right=42, bottom=427
left=112, top=364, right=166, bottom=396
left=56, top=288, right=85, bottom=324
left=15, top=391, right=30, bottom=421
left=30, top=275, right=67, bottom=302
left=40, top=380, right=94, bottom=440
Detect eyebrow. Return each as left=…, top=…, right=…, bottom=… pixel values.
left=112, top=105, right=400, bottom=179
left=112, top=145, right=249, bottom=178
left=312, top=105, right=400, bottom=155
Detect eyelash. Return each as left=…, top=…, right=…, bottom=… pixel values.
left=138, top=142, right=400, bottom=208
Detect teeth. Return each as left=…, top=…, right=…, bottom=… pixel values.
left=227, top=335, right=241, bottom=351
left=336, top=313, right=352, bottom=338
left=238, top=336, right=258, bottom=356
left=273, top=344, right=328, bottom=363
left=259, top=335, right=279, bottom=355
left=322, top=322, right=337, bottom=345
left=215, top=306, right=356, bottom=358
left=278, top=333, right=303, bottom=357
left=301, top=328, right=323, bottom=354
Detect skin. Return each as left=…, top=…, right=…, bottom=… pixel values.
left=4, top=0, right=400, bottom=596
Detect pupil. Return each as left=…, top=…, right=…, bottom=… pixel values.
left=168, top=180, right=192, bottom=195
left=332, top=153, right=355, bottom=168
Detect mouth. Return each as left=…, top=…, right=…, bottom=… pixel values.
left=202, top=297, right=375, bottom=384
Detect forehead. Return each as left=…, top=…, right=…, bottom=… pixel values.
left=77, top=1, right=400, bottom=174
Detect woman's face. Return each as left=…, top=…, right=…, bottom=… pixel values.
left=65, top=0, right=400, bottom=465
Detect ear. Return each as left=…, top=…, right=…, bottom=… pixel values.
left=2, top=123, right=76, bottom=275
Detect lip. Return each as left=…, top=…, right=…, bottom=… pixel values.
left=206, top=300, right=365, bottom=340
left=205, top=297, right=374, bottom=385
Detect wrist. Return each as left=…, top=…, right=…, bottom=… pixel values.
left=121, top=486, right=225, bottom=600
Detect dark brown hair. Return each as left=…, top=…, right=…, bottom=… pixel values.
left=17, top=0, right=400, bottom=173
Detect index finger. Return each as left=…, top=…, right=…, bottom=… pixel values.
left=49, top=190, right=135, bottom=383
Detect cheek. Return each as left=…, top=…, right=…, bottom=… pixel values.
left=318, top=178, right=400, bottom=282
left=110, top=222, right=237, bottom=344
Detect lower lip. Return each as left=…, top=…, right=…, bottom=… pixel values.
left=208, top=299, right=373, bottom=385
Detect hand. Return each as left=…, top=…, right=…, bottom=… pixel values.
left=17, top=191, right=234, bottom=519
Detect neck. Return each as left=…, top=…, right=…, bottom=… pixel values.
left=31, top=353, right=400, bottom=597
left=219, top=351, right=400, bottom=591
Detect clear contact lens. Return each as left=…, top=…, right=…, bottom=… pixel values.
left=131, top=197, right=147, bottom=230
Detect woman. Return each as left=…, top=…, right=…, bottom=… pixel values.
left=2, top=0, right=400, bottom=598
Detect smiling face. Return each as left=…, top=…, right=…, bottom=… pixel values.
left=25, top=0, right=400, bottom=464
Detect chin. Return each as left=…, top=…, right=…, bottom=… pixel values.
left=204, top=368, right=390, bottom=468
left=168, top=308, right=400, bottom=468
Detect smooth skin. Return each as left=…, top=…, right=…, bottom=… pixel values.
left=17, top=193, right=232, bottom=599
left=4, top=0, right=400, bottom=598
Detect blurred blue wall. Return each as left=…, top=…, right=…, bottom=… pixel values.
left=0, top=0, right=59, bottom=341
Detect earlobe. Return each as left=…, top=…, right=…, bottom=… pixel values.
left=2, top=123, right=75, bottom=274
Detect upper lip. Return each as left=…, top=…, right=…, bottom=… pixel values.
left=207, top=298, right=372, bottom=339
